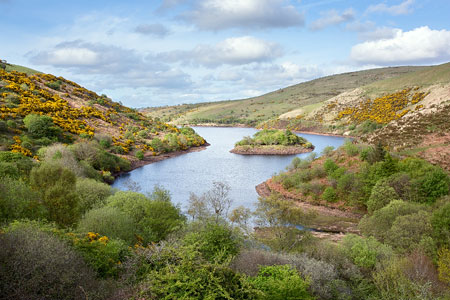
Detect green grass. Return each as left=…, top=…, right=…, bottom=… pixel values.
left=5, top=64, right=41, bottom=75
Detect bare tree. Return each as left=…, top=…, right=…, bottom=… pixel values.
left=186, top=181, right=232, bottom=223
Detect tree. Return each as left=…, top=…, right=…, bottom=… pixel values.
left=431, top=200, right=450, bottom=248
left=187, top=181, right=233, bottom=223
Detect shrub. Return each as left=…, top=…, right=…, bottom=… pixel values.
left=385, top=210, right=432, bottom=253
left=78, top=206, right=136, bottom=244
left=107, top=190, right=185, bottom=244
left=321, top=146, right=335, bottom=156
left=343, top=140, right=359, bottom=156
left=135, top=244, right=258, bottom=300
left=73, top=232, right=130, bottom=278
left=23, top=114, right=61, bottom=139
left=437, top=248, right=450, bottom=285
left=30, top=163, right=80, bottom=227
left=76, top=177, right=112, bottom=214
left=322, top=186, right=338, bottom=202
left=359, top=200, right=423, bottom=242
left=41, top=143, right=85, bottom=176
left=251, top=265, right=314, bottom=300
left=0, top=177, right=45, bottom=223
left=324, top=158, right=339, bottom=175
left=183, top=221, right=240, bottom=263
left=367, top=179, right=400, bottom=213
left=341, top=234, right=393, bottom=269
left=431, top=201, right=450, bottom=248
left=0, top=120, right=6, bottom=132
left=135, top=150, right=144, bottom=160
left=0, top=223, right=104, bottom=300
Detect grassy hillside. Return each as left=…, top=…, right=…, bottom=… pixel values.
left=143, top=66, right=425, bottom=126
left=0, top=61, right=206, bottom=180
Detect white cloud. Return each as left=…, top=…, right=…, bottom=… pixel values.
left=181, top=0, right=304, bottom=30
left=359, top=27, right=401, bottom=41
left=309, top=8, right=355, bottom=31
left=134, top=23, right=170, bottom=38
left=30, top=40, right=192, bottom=89
left=158, top=36, right=283, bottom=67
left=366, top=0, right=414, bottom=16
left=351, top=26, right=450, bottom=65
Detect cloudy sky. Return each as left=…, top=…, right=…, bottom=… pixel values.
left=1, top=0, right=449, bottom=108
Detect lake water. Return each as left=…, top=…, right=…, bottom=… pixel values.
left=113, top=127, right=347, bottom=212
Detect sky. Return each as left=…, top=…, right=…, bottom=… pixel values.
left=1, top=0, right=450, bottom=108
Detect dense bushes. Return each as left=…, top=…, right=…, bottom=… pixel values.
left=236, top=129, right=312, bottom=148
left=0, top=223, right=105, bottom=300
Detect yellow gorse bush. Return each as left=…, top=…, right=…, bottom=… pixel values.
left=335, top=88, right=428, bottom=124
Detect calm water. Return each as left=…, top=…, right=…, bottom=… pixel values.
left=113, top=127, right=347, bottom=211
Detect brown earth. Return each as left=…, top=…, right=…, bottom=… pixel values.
left=230, top=145, right=313, bottom=155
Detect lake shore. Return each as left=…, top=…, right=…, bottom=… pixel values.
left=230, top=145, right=313, bottom=155
left=114, top=143, right=210, bottom=178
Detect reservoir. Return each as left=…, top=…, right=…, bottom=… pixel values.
left=113, top=127, right=347, bottom=211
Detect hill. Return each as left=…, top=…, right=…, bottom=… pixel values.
left=143, top=65, right=426, bottom=126
left=0, top=60, right=206, bottom=179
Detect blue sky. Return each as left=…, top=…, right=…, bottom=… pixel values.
left=1, top=0, right=450, bottom=108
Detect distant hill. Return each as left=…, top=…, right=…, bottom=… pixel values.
left=143, top=65, right=426, bottom=126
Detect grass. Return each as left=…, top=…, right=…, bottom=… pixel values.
left=5, top=64, right=41, bottom=75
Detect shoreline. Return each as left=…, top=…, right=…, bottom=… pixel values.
left=230, top=145, right=314, bottom=155
left=114, top=143, right=210, bottom=179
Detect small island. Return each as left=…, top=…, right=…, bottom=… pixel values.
left=230, top=129, right=314, bottom=155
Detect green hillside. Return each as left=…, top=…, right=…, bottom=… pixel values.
left=144, top=65, right=426, bottom=126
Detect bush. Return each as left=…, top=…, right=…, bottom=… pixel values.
left=30, top=163, right=80, bottom=227
left=0, top=177, right=45, bottom=223
left=0, top=222, right=104, bottom=300
left=107, top=190, right=185, bottom=244
left=23, top=114, right=61, bottom=139
left=183, top=221, right=240, bottom=263
left=431, top=201, right=450, bottom=248
left=135, top=244, right=258, bottom=299
left=78, top=206, right=137, bottom=244
left=386, top=210, right=432, bottom=253
left=135, top=150, right=144, bottom=160
left=367, top=179, right=400, bottom=213
left=76, top=177, right=112, bottom=214
left=342, top=234, right=393, bottom=269
left=359, top=200, right=423, bottom=242
left=72, top=232, right=130, bottom=279
left=322, top=186, right=338, bottom=202
left=324, top=158, right=339, bottom=175
left=251, top=265, right=314, bottom=300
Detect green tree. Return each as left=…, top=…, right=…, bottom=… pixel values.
left=76, top=177, right=112, bottom=215
left=431, top=200, right=450, bottom=248
left=367, top=179, right=400, bottom=213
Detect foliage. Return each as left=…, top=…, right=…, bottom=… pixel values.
left=322, top=186, right=338, bottom=202
left=30, top=162, right=80, bottom=227
left=367, top=179, right=400, bottom=213
left=235, top=129, right=312, bottom=148
left=132, top=243, right=259, bottom=300
left=0, top=222, right=105, bottom=300
left=431, top=200, right=450, bottom=248
left=183, top=221, right=241, bottom=263
left=76, top=177, right=112, bottom=215
left=342, top=234, right=394, bottom=269
left=187, top=181, right=233, bottom=222
left=72, top=232, right=130, bottom=279
left=250, top=265, right=314, bottom=300
left=107, top=189, right=185, bottom=244
left=23, top=114, right=62, bottom=139
left=437, top=248, right=450, bottom=285
left=77, top=207, right=137, bottom=244
left=0, top=177, right=45, bottom=223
